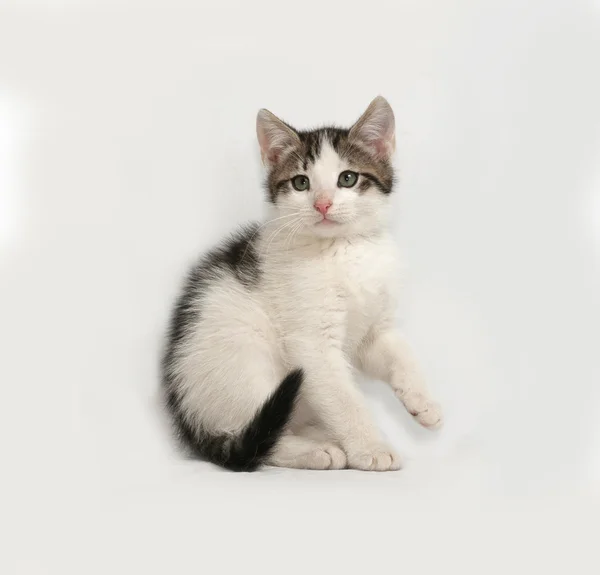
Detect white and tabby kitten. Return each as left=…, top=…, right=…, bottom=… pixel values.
left=162, top=97, right=442, bottom=471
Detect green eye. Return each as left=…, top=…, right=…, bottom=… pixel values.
left=291, top=175, right=310, bottom=191
left=338, top=170, right=358, bottom=188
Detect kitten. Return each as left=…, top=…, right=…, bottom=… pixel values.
left=162, top=97, right=442, bottom=472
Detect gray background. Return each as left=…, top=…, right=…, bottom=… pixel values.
left=1, top=0, right=599, bottom=573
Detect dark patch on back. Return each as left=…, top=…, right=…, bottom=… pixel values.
left=163, top=223, right=261, bottom=352
left=204, top=224, right=262, bottom=288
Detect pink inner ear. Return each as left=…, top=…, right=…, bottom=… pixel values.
left=267, top=147, right=281, bottom=164
left=351, top=122, right=394, bottom=160
left=373, top=138, right=389, bottom=158
left=351, top=98, right=395, bottom=159
left=258, top=126, right=288, bottom=165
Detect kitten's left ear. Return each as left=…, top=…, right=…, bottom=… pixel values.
left=349, top=96, right=395, bottom=160
left=256, top=108, right=301, bottom=166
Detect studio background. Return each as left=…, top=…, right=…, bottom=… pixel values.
left=1, top=1, right=599, bottom=573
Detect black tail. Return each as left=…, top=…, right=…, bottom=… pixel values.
left=167, top=369, right=303, bottom=472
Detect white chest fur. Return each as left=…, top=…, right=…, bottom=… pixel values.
left=331, top=235, right=398, bottom=351
left=262, top=233, right=399, bottom=356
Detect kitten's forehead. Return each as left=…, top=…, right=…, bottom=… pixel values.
left=308, top=140, right=344, bottom=188
left=269, top=128, right=344, bottom=182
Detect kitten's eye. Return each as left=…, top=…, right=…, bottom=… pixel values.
left=338, top=170, right=358, bottom=188
left=291, top=175, right=310, bottom=191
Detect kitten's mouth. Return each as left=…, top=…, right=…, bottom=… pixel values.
left=315, top=217, right=338, bottom=226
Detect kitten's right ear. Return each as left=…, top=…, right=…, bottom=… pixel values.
left=256, top=109, right=300, bottom=166
left=349, top=96, right=395, bottom=160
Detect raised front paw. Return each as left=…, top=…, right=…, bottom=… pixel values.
left=346, top=444, right=402, bottom=471
left=397, top=389, right=443, bottom=429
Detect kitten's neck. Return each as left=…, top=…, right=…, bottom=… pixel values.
left=257, top=218, right=387, bottom=259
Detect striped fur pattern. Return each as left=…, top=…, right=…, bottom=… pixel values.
left=264, top=126, right=395, bottom=203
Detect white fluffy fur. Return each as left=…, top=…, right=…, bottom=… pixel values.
left=175, top=100, right=442, bottom=471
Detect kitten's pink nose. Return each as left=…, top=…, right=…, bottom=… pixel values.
left=314, top=199, right=332, bottom=215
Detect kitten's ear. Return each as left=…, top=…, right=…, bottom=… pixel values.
left=256, top=109, right=300, bottom=166
left=349, top=96, right=395, bottom=160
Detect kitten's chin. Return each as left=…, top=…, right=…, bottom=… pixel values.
left=307, top=219, right=367, bottom=239
left=311, top=225, right=345, bottom=238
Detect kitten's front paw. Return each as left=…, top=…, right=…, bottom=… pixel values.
left=346, top=445, right=402, bottom=471
left=398, top=390, right=443, bottom=429
left=317, top=444, right=347, bottom=470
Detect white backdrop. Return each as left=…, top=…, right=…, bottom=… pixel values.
left=1, top=1, right=599, bottom=573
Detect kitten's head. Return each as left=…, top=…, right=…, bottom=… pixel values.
left=256, top=97, right=396, bottom=239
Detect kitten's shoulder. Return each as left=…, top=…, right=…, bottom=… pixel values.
left=187, top=222, right=262, bottom=289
